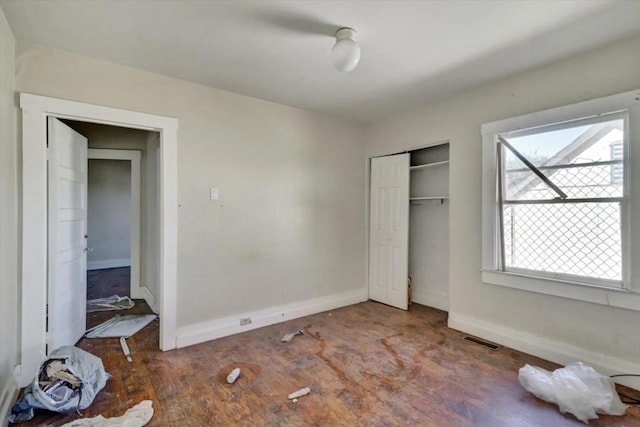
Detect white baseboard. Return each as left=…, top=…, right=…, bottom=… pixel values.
left=448, top=312, right=640, bottom=390
left=1, top=377, right=18, bottom=427
left=411, top=289, right=449, bottom=312
left=141, top=286, right=158, bottom=314
left=130, top=284, right=144, bottom=299
left=130, top=285, right=157, bottom=313
left=176, top=287, right=368, bottom=349
left=87, top=258, right=130, bottom=271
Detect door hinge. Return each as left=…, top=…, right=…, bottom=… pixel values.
left=45, top=331, right=51, bottom=355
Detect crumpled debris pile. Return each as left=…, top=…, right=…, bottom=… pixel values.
left=87, top=295, right=135, bottom=313
left=518, top=362, right=628, bottom=424
left=38, top=359, right=82, bottom=403
left=9, top=346, right=109, bottom=423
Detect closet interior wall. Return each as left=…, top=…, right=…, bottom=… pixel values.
left=409, top=143, right=450, bottom=311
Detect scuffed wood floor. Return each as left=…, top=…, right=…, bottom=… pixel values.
left=17, top=301, right=640, bottom=426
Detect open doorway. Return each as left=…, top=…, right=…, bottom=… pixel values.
left=19, top=94, right=178, bottom=387
left=61, top=120, right=159, bottom=329
left=87, top=158, right=133, bottom=300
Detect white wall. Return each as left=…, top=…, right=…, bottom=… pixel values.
left=0, top=5, right=18, bottom=418
left=409, top=200, right=449, bottom=310
left=365, top=35, right=640, bottom=378
left=409, top=180, right=449, bottom=309
left=15, top=43, right=367, bottom=330
left=87, top=159, right=132, bottom=268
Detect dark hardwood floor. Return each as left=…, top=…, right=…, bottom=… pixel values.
left=17, top=301, right=640, bottom=426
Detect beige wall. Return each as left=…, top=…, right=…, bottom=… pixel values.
left=87, top=159, right=132, bottom=266
left=15, top=43, right=367, bottom=327
left=365, top=35, right=640, bottom=363
left=0, top=5, right=18, bottom=405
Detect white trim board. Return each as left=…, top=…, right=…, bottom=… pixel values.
left=142, top=285, right=158, bottom=314
left=411, top=289, right=448, bottom=312
left=87, top=258, right=131, bottom=271
left=19, top=93, right=178, bottom=387
left=176, top=288, right=368, bottom=348
left=1, top=379, right=18, bottom=427
left=448, top=312, right=640, bottom=390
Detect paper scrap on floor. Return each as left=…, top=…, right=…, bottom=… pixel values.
left=281, top=330, right=304, bottom=342
left=85, top=314, right=156, bottom=338
left=60, top=400, right=153, bottom=427
left=87, top=295, right=135, bottom=313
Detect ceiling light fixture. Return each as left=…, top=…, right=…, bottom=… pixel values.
left=331, top=28, right=360, bottom=72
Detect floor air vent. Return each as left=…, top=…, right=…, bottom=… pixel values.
left=463, top=335, right=502, bottom=351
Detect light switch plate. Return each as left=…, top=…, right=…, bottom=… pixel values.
left=210, top=187, right=219, bottom=200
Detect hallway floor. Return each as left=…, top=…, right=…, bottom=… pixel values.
left=87, top=267, right=130, bottom=300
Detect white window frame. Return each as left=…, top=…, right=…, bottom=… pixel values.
left=481, top=89, right=640, bottom=311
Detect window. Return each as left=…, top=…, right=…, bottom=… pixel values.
left=482, top=89, right=640, bottom=308
left=499, top=113, right=626, bottom=287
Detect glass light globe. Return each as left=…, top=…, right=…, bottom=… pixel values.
left=331, top=28, right=360, bottom=72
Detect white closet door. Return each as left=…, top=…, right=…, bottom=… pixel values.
left=368, top=153, right=410, bottom=310
left=48, top=117, right=88, bottom=350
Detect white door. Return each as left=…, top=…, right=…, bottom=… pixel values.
left=48, top=117, right=88, bottom=351
left=368, top=153, right=410, bottom=310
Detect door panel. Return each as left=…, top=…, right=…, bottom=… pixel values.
left=368, top=153, right=409, bottom=310
left=48, top=117, right=88, bottom=351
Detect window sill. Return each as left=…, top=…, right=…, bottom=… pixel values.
left=481, top=270, right=640, bottom=312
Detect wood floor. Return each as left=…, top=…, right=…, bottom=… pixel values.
left=18, top=301, right=640, bottom=426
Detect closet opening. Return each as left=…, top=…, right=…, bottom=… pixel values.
left=408, top=143, right=450, bottom=311
left=368, top=142, right=450, bottom=311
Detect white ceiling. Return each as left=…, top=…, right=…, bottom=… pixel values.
left=2, top=0, right=640, bottom=122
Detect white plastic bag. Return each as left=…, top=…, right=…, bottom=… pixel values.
left=518, top=362, right=628, bottom=423
left=61, top=400, right=153, bottom=427
left=10, top=346, right=109, bottom=423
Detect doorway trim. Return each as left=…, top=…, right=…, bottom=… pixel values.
left=18, top=93, right=178, bottom=387
left=87, top=149, right=146, bottom=303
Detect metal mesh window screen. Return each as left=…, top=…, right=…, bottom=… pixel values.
left=503, top=203, right=622, bottom=280
left=506, top=162, right=623, bottom=199
left=500, top=115, right=625, bottom=284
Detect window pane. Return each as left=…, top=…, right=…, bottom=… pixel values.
left=503, top=202, right=622, bottom=281
left=504, top=118, right=624, bottom=200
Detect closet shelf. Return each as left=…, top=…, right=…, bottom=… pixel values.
left=410, top=196, right=449, bottom=201
left=410, top=160, right=450, bottom=171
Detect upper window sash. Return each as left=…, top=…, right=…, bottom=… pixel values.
left=497, top=111, right=628, bottom=204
